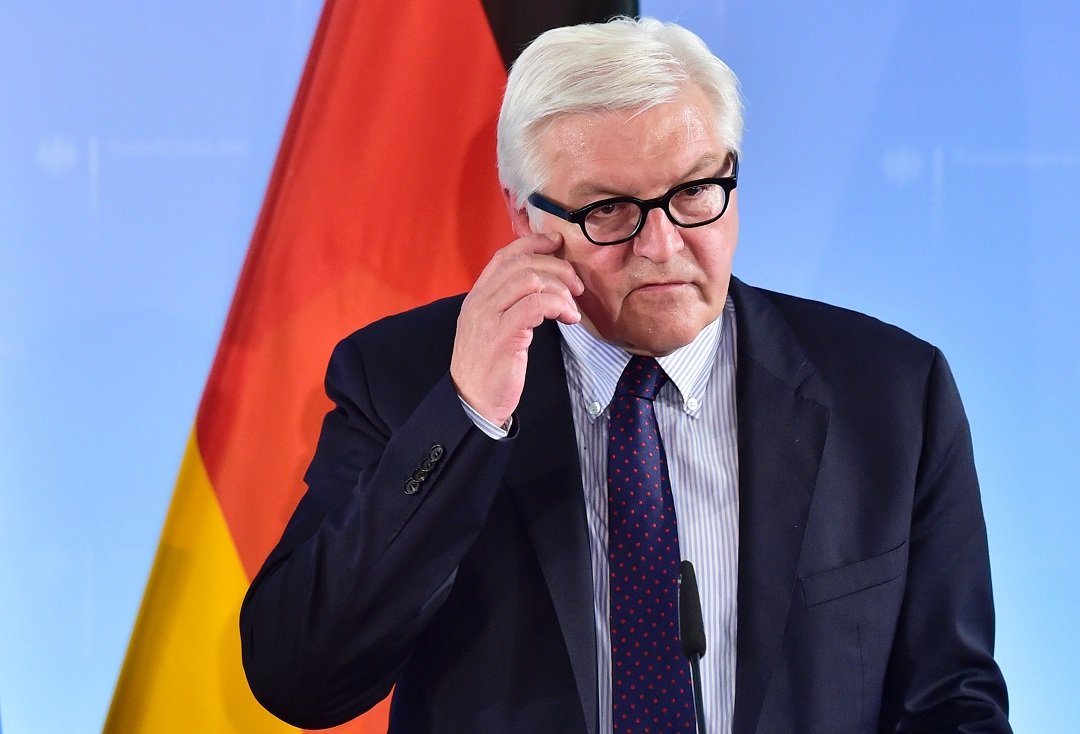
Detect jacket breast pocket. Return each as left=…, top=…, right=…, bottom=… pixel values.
left=800, top=541, right=907, bottom=608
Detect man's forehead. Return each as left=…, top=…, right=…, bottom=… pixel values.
left=538, top=91, right=725, bottom=199
left=543, top=99, right=714, bottom=153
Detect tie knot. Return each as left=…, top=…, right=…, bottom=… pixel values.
left=615, top=356, right=668, bottom=400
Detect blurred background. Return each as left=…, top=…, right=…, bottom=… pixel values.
left=1, top=1, right=1076, bottom=730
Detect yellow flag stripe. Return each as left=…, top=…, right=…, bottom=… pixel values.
left=104, top=430, right=298, bottom=733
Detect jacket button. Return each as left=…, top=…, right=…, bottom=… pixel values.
left=428, top=444, right=444, bottom=462
left=404, top=478, right=421, bottom=495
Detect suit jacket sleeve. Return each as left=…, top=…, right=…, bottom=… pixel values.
left=239, top=329, right=515, bottom=729
left=881, top=349, right=1010, bottom=732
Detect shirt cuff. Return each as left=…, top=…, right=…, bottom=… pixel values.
left=459, top=396, right=513, bottom=440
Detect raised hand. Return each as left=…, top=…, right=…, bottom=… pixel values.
left=450, top=233, right=584, bottom=427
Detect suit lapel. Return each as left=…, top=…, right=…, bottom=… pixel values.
left=504, top=321, right=599, bottom=734
left=728, top=279, right=830, bottom=734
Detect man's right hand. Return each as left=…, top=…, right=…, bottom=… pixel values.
left=450, top=233, right=585, bottom=427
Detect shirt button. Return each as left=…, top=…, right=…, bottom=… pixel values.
left=587, top=401, right=603, bottom=417
left=685, top=397, right=700, bottom=411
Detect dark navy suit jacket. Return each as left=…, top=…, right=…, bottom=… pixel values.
left=240, top=277, right=1010, bottom=733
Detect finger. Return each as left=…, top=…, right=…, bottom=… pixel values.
left=507, top=265, right=583, bottom=325
left=517, top=233, right=585, bottom=295
left=501, top=291, right=581, bottom=331
left=526, top=231, right=563, bottom=255
left=470, top=253, right=583, bottom=312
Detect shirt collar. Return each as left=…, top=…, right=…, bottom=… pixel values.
left=557, top=302, right=729, bottom=421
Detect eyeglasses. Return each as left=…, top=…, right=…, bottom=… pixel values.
left=526, top=153, right=739, bottom=246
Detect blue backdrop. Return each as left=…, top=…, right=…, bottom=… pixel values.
left=1, top=2, right=1076, bottom=731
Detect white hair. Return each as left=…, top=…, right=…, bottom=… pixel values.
left=497, top=16, right=744, bottom=209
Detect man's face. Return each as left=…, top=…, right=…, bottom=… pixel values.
left=521, top=84, right=738, bottom=356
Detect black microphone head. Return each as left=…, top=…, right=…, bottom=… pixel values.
left=679, top=560, right=707, bottom=659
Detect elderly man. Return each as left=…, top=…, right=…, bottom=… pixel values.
left=241, top=17, right=1010, bottom=734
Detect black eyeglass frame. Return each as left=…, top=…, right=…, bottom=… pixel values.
left=526, top=153, right=739, bottom=246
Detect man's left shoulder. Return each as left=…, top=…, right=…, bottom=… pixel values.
left=736, top=280, right=935, bottom=358
left=729, top=279, right=946, bottom=400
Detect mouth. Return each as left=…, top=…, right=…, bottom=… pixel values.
left=633, top=280, right=690, bottom=293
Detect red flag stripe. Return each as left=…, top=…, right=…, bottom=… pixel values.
left=197, top=0, right=511, bottom=579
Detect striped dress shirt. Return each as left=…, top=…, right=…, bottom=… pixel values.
left=558, top=297, right=739, bottom=734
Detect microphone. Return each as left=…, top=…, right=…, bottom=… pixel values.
left=679, top=560, right=707, bottom=734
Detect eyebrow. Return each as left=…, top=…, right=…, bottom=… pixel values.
left=567, top=152, right=730, bottom=201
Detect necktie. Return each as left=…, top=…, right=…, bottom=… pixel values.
left=607, top=356, right=695, bottom=733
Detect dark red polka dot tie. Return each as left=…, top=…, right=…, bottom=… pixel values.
left=608, top=356, right=695, bottom=733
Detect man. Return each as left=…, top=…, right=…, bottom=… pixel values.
left=241, top=17, right=1010, bottom=733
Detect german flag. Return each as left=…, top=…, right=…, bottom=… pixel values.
left=105, top=1, right=635, bottom=732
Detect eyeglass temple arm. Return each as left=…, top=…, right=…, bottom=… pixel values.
left=526, top=193, right=575, bottom=223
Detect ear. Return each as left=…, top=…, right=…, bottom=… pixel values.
left=502, top=188, right=534, bottom=238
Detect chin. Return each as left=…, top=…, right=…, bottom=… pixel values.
left=622, top=320, right=703, bottom=357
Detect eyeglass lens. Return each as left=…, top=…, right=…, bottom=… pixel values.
left=584, top=182, right=728, bottom=244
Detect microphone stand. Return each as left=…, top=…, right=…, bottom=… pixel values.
left=679, top=560, right=707, bottom=734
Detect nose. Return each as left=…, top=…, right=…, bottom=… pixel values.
left=632, top=206, right=683, bottom=262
